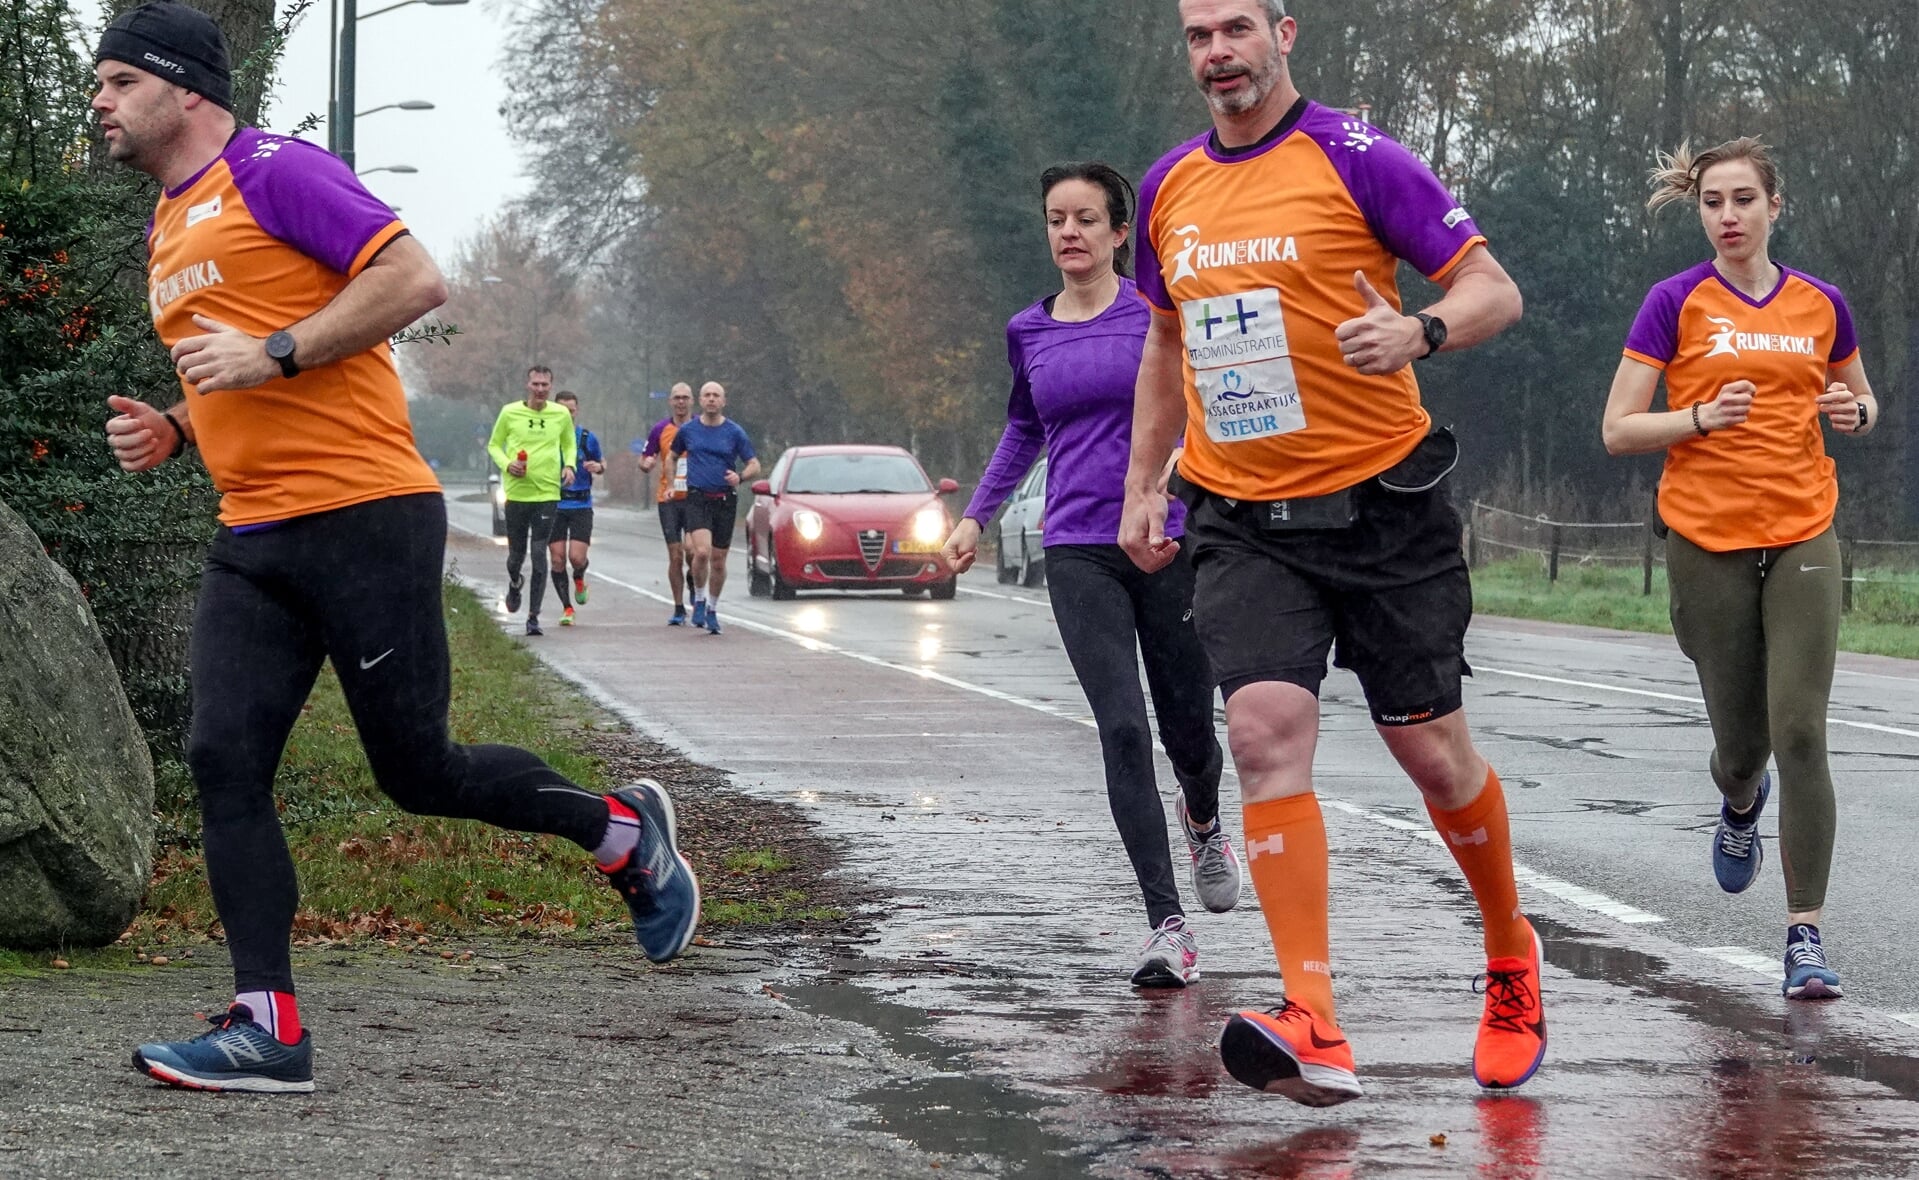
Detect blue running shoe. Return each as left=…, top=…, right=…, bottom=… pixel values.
left=691, top=601, right=708, bottom=628
left=1711, top=772, right=1770, bottom=894
left=1784, top=925, right=1843, bottom=1000
left=668, top=607, right=687, bottom=626
left=132, top=1006, right=314, bottom=1093
left=706, top=609, right=721, bottom=636
left=605, top=780, right=701, bottom=962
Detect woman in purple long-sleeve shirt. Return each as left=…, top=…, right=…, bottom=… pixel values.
left=942, top=163, right=1239, bottom=989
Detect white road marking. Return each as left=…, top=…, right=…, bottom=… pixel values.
left=1476, top=665, right=1919, bottom=741
left=1695, top=946, right=1781, bottom=977
left=1893, top=1014, right=1919, bottom=1030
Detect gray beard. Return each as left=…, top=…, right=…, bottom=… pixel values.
left=1204, top=58, right=1281, bottom=117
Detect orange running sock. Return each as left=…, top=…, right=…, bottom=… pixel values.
left=1243, top=793, right=1336, bottom=1024
left=1426, top=767, right=1531, bottom=959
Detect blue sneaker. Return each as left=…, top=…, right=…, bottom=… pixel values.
left=1784, top=925, right=1843, bottom=1000
left=706, top=609, right=721, bottom=635
left=132, top=1007, right=314, bottom=1093
left=668, top=607, right=687, bottom=626
left=691, top=601, right=708, bottom=628
left=1711, top=772, right=1770, bottom=894
left=604, top=780, right=701, bottom=962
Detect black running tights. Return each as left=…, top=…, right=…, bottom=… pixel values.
left=1045, top=544, right=1223, bottom=928
left=187, top=494, right=610, bottom=993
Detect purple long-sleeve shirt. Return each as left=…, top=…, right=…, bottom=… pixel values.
left=964, top=277, right=1184, bottom=545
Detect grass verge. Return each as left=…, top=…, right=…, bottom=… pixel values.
left=1473, top=558, right=1919, bottom=660
left=6, top=580, right=851, bottom=973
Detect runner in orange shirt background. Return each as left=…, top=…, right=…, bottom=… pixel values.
left=640, top=382, right=697, bottom=625
left=1603, top=136, right=1879, bottom=1001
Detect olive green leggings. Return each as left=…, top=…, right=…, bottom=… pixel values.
left=1666, top=527, right=1840, bottom=913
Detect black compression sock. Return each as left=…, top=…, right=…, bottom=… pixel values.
left=551, top=569, right=571, bottom=607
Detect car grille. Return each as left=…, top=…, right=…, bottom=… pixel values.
left=858, top=529, right=886, bottom=567
left=813, top=558, right=930, bottom=580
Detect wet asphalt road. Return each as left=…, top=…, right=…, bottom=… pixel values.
left=449, top=488, right=1919, bottom=1178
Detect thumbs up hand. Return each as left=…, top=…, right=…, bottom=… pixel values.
left=1335, top=270, right=1424, bottom=375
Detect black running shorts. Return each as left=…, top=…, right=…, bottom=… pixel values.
left=1182, top=472, right=1472, bottom=727
left=551, top=507, right=594, bottom=544
left=658, top=498, right=689, bottom=545
left=684, top=489, right=739, bottom=550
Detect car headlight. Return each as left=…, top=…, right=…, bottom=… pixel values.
left=912, top=506, right=946, bottom=544
left=794, top=509, right=825, bottom=542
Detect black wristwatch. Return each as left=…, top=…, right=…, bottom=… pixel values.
left=265, top=330, right=300, bottom=378
left=1414, top=313, right=1448, bottom=359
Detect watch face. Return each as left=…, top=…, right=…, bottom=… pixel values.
left=266, top=331, right=295, bottom=360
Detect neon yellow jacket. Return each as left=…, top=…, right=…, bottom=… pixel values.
left=487, top=401, right=577, bottom=503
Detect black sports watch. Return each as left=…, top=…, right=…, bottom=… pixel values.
left=265, top=330, right=300, bottom=378
left=1414, top=312, right=1447, bottom=360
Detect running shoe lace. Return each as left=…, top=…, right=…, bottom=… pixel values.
left=1472, top=967, right=1538, bottom=1034
left=1719, top=819, right=1757, bottom=860
left=1786, top=939, right=1830, bottom=974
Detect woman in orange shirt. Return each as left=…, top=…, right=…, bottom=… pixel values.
left=1602, top=137, right=1878, bottom=1001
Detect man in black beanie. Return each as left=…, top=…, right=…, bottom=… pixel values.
left=96, top=1, right=702, bottom=1095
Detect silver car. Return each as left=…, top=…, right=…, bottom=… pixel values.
left=993, top=455, right=1046, bottom=588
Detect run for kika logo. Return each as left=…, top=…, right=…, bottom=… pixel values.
left=149, top=258, right=225, bottom=319
left=1337, top=120, right=1382, bottom=152
left=1167, top=224, right=1300, bottom=286
left=1702, top=315, right=1815, bottom=359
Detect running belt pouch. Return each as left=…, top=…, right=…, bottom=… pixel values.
left=1170, top=467, right=1358, bottom=531
left=1374, top=426, right=1460, bottom=494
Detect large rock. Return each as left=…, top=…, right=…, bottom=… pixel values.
left=0, top=498, right=154, bottom=948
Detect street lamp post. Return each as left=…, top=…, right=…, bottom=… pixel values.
left=357, top=100, right=435, bottom=118
left=330, top=0, right=467, bottom=170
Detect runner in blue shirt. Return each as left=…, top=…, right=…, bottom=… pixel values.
left=669, top=381, right=760, bottom=634
left=550, top=391, right=604, bottom=625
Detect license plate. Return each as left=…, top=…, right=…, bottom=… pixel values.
left=893, top=539, right=941, bottom=554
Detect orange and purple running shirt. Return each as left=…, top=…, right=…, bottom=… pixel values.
left=1137, top=100, right=1487, bottom=501
left=147, top=127, right=439, bottom=526
left=1623, top=262, right=1859, bottom=552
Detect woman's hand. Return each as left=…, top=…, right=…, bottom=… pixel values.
left=1699, top=380, right=1755, bottom=431
left=1817, top=382, right=1864, bottom=433
left=942, top=517, right=982, bottom=574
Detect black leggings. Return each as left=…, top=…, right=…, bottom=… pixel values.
left=504, top=499, right=559, bottom=616
left=187, top=494, right=610, bottom=994
left=1046, top=544, right=1223, bottom=927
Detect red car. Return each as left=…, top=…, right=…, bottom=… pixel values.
left=746, top=444, right=961, bottom=599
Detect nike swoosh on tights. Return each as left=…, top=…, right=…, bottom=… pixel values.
left=1799, top=564, right=1830, bottom=572
left=359, top=649, right=395, bottom=670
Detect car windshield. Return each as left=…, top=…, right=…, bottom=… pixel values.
left=784, top=453, right=930, bottom=495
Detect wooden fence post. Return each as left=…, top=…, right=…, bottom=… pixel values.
left=1548, top=523, right=1562, bottom=584
left=1642, top=520, right=1654, bottom=596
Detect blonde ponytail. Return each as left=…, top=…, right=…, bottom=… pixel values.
left=1646, top=137, right=1780, bottom=213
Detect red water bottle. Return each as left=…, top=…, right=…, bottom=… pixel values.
left=516, top=450, right=527, bottom=462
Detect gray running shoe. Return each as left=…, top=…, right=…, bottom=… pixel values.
left=1131, top=915, right=1199, bottom=988
left=1178, top=790, right=1243, bottom=913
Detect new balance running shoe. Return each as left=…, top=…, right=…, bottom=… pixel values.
left=604, top=780, right=701, bottom=962
left=1783, top=924, right=1842, bottom=1000
left=525, top=615, right=543, bottom=637
left=1473, top=921, right=1547, bottom=1090
left=1131, top=915, right=1199, bottom=988
left=1712, top=771, right=1770, bottom=894
left=668, top=607, right=687, bottom=626
left=132, top=1006, right=314, bottom=1094
left=574, top=577, right=588, bottom=605
left=504, top=575, right=524, bottom=614
left=1177, top=791, right=1242, bottom=913
left=1220, top=1002, right=1362, bottom=1107
left=691, top=601, right=708, bottom=628
left=560, top=606, right=575, bottom=626
left=705, top=609, right=721, bottom=636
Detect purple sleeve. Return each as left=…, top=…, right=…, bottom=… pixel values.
left=641, top=419, right=667, bottom=457
left=963, top=326, right=1045, bottom=523
left=1134, top=138, right=1205, bottom=313
left=1323, top=119, right=1485, bottom=279
left=1802, top=274, right=1860, bottom=362
left=227, top=131, right=404, bottom=275
left=1622, top=281, right=1685, bottom=367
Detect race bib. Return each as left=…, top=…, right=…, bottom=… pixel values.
left=673, top=456, right=688, bottom=495
left=1183, top=288, right=1304, bottom=444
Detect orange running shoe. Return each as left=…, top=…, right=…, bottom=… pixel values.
left=1472, top=921, right=1547, bottom=1089
left=1220, top=1002, right=1362, bottom=1107
left=560, top=606, right=576, bottom=627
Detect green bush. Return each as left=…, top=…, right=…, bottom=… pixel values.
left=1, top=0, right=219, bottom=759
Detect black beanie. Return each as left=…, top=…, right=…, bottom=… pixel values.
left=95, top=2, right=233, bottom=112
